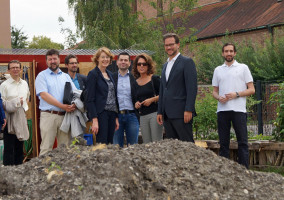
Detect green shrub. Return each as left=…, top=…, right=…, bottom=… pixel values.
left=193, top=87, right=218, bottom=139
left=269, top=82, right=284, bottom=141
left=190, top=32, right=284, bottom=84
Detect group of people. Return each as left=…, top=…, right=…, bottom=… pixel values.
left=1, top=32, right=255, bottom=169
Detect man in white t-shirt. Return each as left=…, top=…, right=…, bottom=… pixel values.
left=212, top=43, right=255, bottom=169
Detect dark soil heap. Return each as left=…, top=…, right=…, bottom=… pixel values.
left=0, top=139, right=284, bottom=200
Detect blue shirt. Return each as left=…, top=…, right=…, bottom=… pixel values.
left=35, top=68, right=77, bottom=111
left=117, top=71, right=134, bottom=111
left=70, top=74, right=80, bottom=90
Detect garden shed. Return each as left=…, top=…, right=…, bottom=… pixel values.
left=0, top=48, right=151, bottom=159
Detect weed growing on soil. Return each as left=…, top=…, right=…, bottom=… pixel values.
left=48, top=162, right=61, bottom=172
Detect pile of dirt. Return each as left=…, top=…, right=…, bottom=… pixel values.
left=0, top=139, right=283, bottom=199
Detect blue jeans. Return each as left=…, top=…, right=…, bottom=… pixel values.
left=217, top=111, right=249, bottom=168
left=113, top=113, right=139, bottom=147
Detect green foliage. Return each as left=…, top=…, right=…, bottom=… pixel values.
left=252, top=166, right=284, bottom=177
left=269, top=82, right=284, bottom=141
left=193, top=87, right=218, bottom=139
left=70, top=137, right=79, bottom=147
left=190, top=40, right=223, bottom=83
left=11, top=26, right=28, bottom=48
left=248, top=134, right=274, bottom=141
left=48, top=162, right=61, bottom=172
left=68, top=0, right=197, bottom=71
left=58, top=16, right=78, bottom=49
left=28, top=36, right=64, bottom=49
left=190, top=32, right=284, bottom=84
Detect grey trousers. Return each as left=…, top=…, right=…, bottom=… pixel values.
left=140, top=112, right=163, bottom=143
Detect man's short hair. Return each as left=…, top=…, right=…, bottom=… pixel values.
left=163, top=33, right=180, bottom=44
left=117, top=52, right=130, bottom=61
left=46, top=49, right=60, bottom=60
left=8, top=60, right=21, bottom=70
left=222, top=43, right=237, bottom=52
left=65, top=54, right=78, bottom=65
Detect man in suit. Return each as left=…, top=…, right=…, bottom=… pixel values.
left=112, top=52, right=139, bottom=147
left=157, top=33, right=197, bottom=142
left=65, top=54, right=87, bottom=90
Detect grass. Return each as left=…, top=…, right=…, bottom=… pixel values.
left=251, top=166, right=284, bottom=177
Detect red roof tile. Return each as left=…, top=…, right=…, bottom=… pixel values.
left=170, top=0, right=284, bottom=39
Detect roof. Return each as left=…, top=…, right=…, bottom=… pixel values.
left=0, top=48, right=153, bottom=56
left=171, top=0, right=284, bottom=40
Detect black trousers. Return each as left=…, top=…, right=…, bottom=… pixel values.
left=164, top=113, right=194, bottom=143
left=3, top=126, right=24, bottom=166
left=217, top=111, right=249, bottom=169
left=96, top=110, right=117, bottom=144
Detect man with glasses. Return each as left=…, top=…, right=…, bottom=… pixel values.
left=0, top=60, right=30, bottom=165
left=112, top=52, right=139, bottom=147
left=157, top=33, right=197, bottom=143
left=65, top=54, right=87, bottom=90
left=35, top=49, right=77, bottom=156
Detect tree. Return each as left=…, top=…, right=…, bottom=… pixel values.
left=58, top=16, right=78, bottom=49
left=11, top=26, right=28, bottom=48
left=68, top=0, right=197, bottom=70
left=28, top=36, right=64, bottom=49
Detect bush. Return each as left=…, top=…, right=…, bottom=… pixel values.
left=269, top=82, right=284, bottom=141
left=193, top=87, right=218, bottom=139
left=189, top=32, right=284, bottom=84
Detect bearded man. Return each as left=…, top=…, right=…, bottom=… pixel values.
left=212, top=43, right=255, bottom=169
left=35, top=49, right=77, bottom=156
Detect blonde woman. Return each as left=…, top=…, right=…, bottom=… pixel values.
left=86, top=47, right=119, bottom=144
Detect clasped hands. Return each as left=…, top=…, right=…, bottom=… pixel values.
left=218, top=92, right=237, bottom=103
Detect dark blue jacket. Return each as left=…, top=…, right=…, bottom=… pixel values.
left=77, top=73, right=87, bottom=90
left=158, top=54, right=197, bottom=119
left=85, top=66, right=118, bottom=120
left=0, top=93, right=6, bottom=126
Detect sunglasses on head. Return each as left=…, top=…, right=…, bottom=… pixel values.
left=137, top=63, right=148, bottom=66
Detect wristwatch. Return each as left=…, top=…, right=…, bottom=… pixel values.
left=236, top=92, right=240, bottom=98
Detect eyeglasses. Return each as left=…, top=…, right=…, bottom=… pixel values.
left=69, top=62, right=78, bottom=65
left=137, top=63, right=148, bottom=66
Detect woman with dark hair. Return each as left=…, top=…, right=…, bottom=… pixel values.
left=86, top=47, right=119, bottom=144
left=133, top=53, right=163, bottom=143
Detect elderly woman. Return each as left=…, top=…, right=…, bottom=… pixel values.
left=133, top=53, right=163, bottom=143
left=86, top=47, right=119, bottom=144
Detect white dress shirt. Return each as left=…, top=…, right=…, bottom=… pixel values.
left=0, top=77, right=30, bottom=111
left=165, top=52, right=180, bottom=81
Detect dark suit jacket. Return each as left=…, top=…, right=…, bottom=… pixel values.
left=158, top=54, right=197, bottom=119
left=77, top=73, right=87, bottom=90
left=112, top=71, right=137, bottom=110
left=112, top=71, right=139, bottom=120
left=86, top=67, right=117, bottom=120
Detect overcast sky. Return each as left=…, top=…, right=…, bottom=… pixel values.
left=10, top=0, right=78, bottom=46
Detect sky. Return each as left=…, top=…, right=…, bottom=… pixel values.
left=10, top=0, right=78, bottom=46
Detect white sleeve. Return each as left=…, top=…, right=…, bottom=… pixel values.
left=212, top=68, right=219, bottom=87
left=243, top=65, right=253, bottom=83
